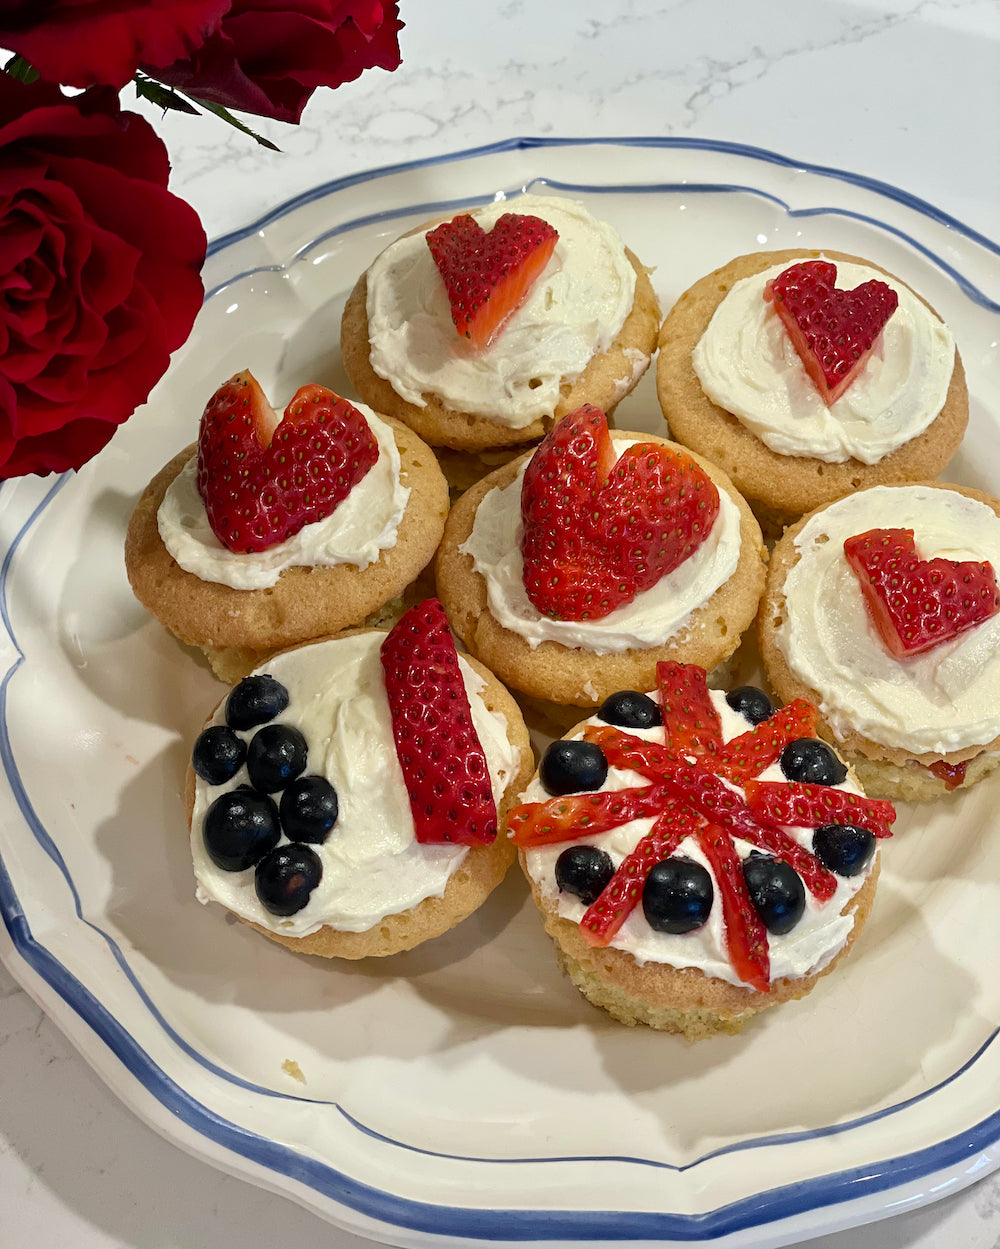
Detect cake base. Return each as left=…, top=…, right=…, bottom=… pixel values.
left=527, top=861, right=881, bottom=1041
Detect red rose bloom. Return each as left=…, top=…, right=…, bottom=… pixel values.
left=0, top=0, right=230, bottom=90
left=149, top=0, right=403, bottom=123
left=0, top=79, right=206, bottom=476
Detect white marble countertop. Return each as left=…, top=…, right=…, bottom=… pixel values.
left=2, top=2, right=1000, bottom=1246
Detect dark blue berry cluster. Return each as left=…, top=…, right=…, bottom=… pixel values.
left=193, top=675, right=339, bottom=917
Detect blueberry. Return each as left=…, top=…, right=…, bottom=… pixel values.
left=246, top=724, right=308, bottom=793
left=192, top=726, right=246, bottom=785
left=203, top=788, right=280, bottom=872
left=255, top=844, right=323, bottom=916
left=742, top=855, right=805, bottom=935
left=540, top=740, right=609, bottom=796
left=555, top=845, right=615, bottom=905
left=279, top=775, right=339, bottom=844
left=813, top=824, right=876, bottom=877
left=597, top=690, right=662, bottom=731
left=225, top=675, right=289, bottom=731
left=641, top=857, right=714, bottom=934
left=725, top=686, right=775, bottom=726
left=779, top=738, right=848, bottom=787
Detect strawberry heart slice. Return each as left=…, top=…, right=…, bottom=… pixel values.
left=380, top=598, right=498, bottom=845
left=764, top=260, right=899, bottom=405
left=843, top=527, right=1000, bottom=658
left=520, top=406, right=721, bottom=621
left=196, top=371, right=379, bottom=554
left=426, top=210, right=558, bottom=350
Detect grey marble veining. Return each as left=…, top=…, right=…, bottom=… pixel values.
left=2, top=2, right=999, bottom=1246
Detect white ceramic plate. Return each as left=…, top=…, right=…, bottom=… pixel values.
left=2, top=139, right=1000, bottom=1249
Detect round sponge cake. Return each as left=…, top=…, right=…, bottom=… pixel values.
left=186, top=630, right=534, bottom=959
left=435, top=432, right=767, bottom=708
left=513, top=682, right=888, bottom=1038
left=341, top=196, right=661, bottom=453
left=656, top=248, right=968, bottom=526
left=126, top=414, right=448, bottom=682
left=526, top=863, right=880, bottom=1038
left=758, top=482, right=1000, bottom=801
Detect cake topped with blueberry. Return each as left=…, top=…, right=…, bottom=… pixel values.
left=186, top=600, right=532, bottom=960
left=509, top=661, right=895, bottom=1038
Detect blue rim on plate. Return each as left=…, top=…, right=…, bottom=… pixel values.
left=2, top=136, right=999, bottom=1243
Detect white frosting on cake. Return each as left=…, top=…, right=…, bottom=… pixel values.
left=157, top=404, right=409, bottom=590
left=521, top=692, right=874, bottom=988
left=459, top=437, right=743, bottom=653
left=365, top=194, right=638, bottom=428
left=776, top=485, right=1000, bottom=754
left=692, top=256, right=955, bottom=464
left=191, top=633, right=518, bottom=938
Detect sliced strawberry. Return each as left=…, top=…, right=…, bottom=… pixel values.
left=643, top=753, right=838, bottom=901
left=656, top=661, right=723, bottom=758
left=844, top=528, right=1000, bottom=658
left=584, top=724, right=674, bottom=784
left=728, top=817, right=838, bottom=902
left=379, top=599, right=497, bottom=845
left=695, top=825, right=770, bottom=993
left=507, top=784, right=670, bottom=847
left=426, top=211, right=558, bottom=350
left=196, top=372, right=379, bottom=554
left=744, top=780, right=896, bottom=840
left=520, top=404, right=617, bottom=620
left=715, top=699, right=818, bottom=784
left=520, top=407, right=720, bottom=622
left=579, top=805, right=705, bottom=947
left=583, top=727, right=837, bottom=900
left=764, top=260, right=898, bottom=405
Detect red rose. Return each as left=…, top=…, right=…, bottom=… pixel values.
left=0, top=79, right=206, bottom=477
left=0, top=1, right=230, bottom=90
left=149, top=0, right=403, bottom=124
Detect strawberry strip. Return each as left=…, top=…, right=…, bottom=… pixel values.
left=733, top=821, right=837, bottom=901
left=695, top=825, right=770, bottom=993
left=585, top=727, right=837, bottom=900
left=579, top=804, right=705, bottom=948
left=715, top=699, right=818, bottom=783
left=650, top=755, right=838, bottom=902
left=584, top=724, right=675, bottom=781
left=656, top=661, right=723, bottom=757
left=507, top=785, right=670, bottom=847
left=380, top=600, right=497, bottom=845
left=744, top=781, right=896, bottom=839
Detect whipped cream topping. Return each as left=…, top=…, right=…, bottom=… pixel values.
left=459, top=437, right=743, bottom=653
left=365, top=194, right=638, bottom=429
left=521, top=691, right=873, bottom=987
left=777, top=485, right=1000, bottom=754
left=158, top=404, right=409, bottom=591
left=191, top=633, right=518, bottom=938
left=692, top=256, right=955, bottom=464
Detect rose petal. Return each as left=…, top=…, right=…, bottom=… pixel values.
left=0, top=81, right=205, bottom=476
left=0, top=2, right=230, bottom=91
left=150, top=0, right=402, bottom=123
